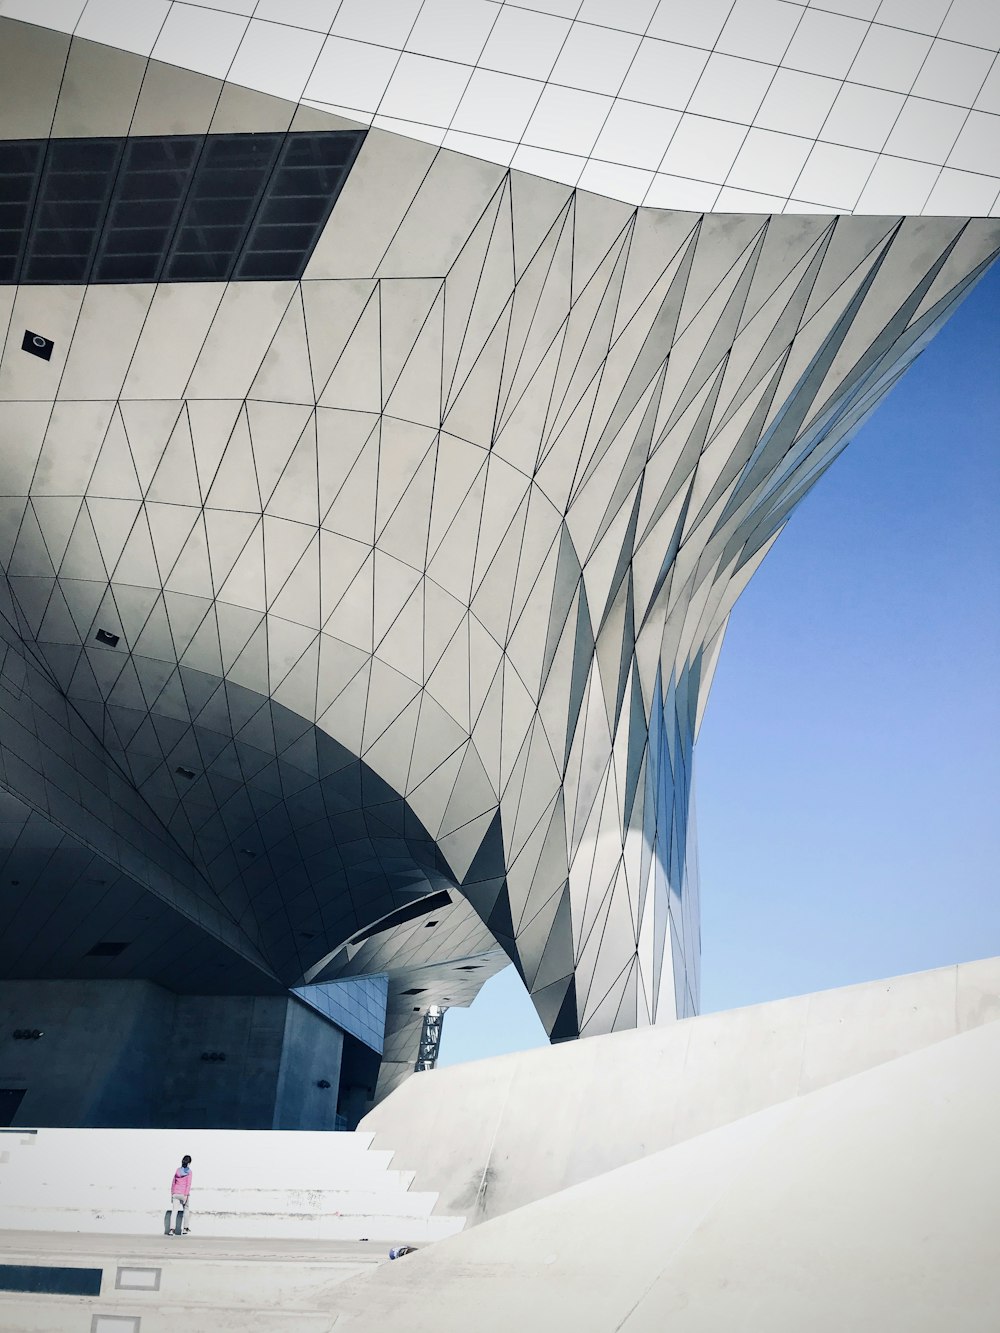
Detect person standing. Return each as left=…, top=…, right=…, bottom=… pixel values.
left=164, top=1155, right=193, bottom=1236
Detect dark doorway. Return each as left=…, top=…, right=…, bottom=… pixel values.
left=0, top=1089, right=26, bottom=1126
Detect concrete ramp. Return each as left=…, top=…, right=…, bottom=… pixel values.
left=2, top=960, right=997, bottom=1329
left=332, top=1014, right=1000, bottom=1332
left=362, top=955, right=1000, bottom=1221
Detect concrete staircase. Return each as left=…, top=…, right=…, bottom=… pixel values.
left=0, top=1127, right=465, bottom=1244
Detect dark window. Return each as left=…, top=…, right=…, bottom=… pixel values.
left=0, top=141, right=44, bottom=282
left=86, top=941, right=129, bottom=957
left=165, top=133, right=281, bottom=282
left=0, top=130, right=364, bottom=285
left=348, top=889, right=453, bottom=947
left=0, top=1264, right=102, bottom=1296
left=93, top=135, right=200, bottom=283
left=0, top=1089, right=26, bottom=1127
left=22, top=138, right=123, bottom=284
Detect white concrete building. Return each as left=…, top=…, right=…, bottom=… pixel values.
left=0, top=0, right=997, bottom=1130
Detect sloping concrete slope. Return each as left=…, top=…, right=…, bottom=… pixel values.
left=336, top=1015, right=1000, bottom=1332
left=363, top=956, right=1000, bottom=1220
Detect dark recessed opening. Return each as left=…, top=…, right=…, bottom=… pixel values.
left=402, top=988, right=427, bottom=996
left=94, top=628, right=119, bottom=647
left=348, top=889, right=452, bottom=947
left=457, top=965, right=480, bottom=971
left=424, top=920, right=438, bottom=928
left=1, top=130, right=365, bottom=286
left=86, top=941, right=128, bottom=957
left=0, top=1262, right=102, bottom=1296
left=175, top=766, right=196, bottom=779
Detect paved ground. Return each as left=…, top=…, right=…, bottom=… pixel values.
left=0, top=1228, right=385, bottom=1264
left=0, top=1228, right=388, bottom=1331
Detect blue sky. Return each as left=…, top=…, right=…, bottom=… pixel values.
left=440, top=256, right=1000, bottom=1066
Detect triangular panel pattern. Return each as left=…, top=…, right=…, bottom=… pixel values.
left=0, top=90, right=997, bottom=1055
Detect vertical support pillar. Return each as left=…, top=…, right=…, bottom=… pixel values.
left=415, top=1005, right=445, bottom=1072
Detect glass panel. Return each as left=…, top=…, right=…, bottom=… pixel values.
left=233, top=131, right=361, bottom=282
left=92, top=135, right=200, bottom=284
left=0, top=130, right=365, bottom=284
left=21, top=137, right=122, bottom=284
left=161, top=133, right=281, bottom=283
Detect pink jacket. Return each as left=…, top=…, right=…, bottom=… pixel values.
left=171, top=1167, right=192, bottom=1197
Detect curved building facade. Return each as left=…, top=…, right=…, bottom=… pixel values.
left=0, top=3, right=997, bottom=1126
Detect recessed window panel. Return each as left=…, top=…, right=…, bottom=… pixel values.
left=0, top=140, right=44, bottom=281
left=0, top=130, right=364, bottom=286
left=233, top=131, right=360, bottom=281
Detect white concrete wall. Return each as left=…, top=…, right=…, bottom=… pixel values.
left=334, top=1016, right=1000, bottom=1332
left=0, top=1128, right=463, bottom=1243
left=363, top=956, right=1000, bottom=1221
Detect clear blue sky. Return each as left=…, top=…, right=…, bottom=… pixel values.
left=439, top=257, right=1000, bottom=1066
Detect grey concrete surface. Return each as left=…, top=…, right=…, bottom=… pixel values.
left=334, top=1016, right=1000, bottom=1332
left=0, top=980, right=345, bottom=1129
left=363, top=955, right=1000, bottom=1222
left=0, top=1230, right=381, bottom=1332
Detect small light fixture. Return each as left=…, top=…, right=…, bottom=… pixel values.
left=22, top=330, right=54, bottom=361
left=94, top=628, right=120, bottom=647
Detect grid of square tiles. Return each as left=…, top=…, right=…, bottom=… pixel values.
left=294, top=972, right=389, bottom=1052
left=4, top=0, right=998, bottom=212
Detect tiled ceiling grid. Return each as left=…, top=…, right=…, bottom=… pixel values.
left=0, top=782, right=285, bottom=993
left=4, top=0, right=999, bottom=214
